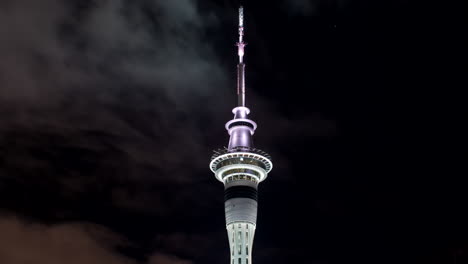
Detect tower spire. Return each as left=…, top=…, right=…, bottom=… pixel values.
left=237, top=6, right=246, bottom=107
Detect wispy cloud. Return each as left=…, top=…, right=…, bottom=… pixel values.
left=0, top=216, right=195, bottom=264
left=283, top=0, right=348, bottom=16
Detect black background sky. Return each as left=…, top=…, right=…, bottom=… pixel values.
left=0, top=0, right=465, bottom=264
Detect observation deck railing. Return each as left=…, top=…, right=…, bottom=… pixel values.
left=211, top=146, right=271, bottom=161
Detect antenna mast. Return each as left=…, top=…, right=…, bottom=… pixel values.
left=237, top=6, right=246, bottom=107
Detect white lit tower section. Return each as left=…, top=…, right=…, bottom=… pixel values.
left=209, top=7, right=272, bottom=264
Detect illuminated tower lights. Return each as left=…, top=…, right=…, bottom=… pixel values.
left=210, top=6, right=273, bottom=264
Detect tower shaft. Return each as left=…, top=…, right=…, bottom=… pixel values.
left=225, top=179, right=258, bottom=264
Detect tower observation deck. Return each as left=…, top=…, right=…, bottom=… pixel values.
left=209, top=6, right=273, bottom=264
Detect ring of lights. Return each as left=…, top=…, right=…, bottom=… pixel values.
left=222, top=168, right=260, bottom=178
left=223, top=173, right=259, bottom=184
left=214, top=164, right=265, bottom=182
left=210, top=152, right=273, bottom=182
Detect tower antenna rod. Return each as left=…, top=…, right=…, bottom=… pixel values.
left=237, top=6, right=246, bottom=107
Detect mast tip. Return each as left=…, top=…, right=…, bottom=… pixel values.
left=239, top=6, right=244, bottom=26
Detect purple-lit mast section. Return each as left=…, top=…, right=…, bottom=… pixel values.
left=227, top=6, right=256, bottom=151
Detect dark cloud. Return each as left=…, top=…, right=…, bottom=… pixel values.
left=153, top=232, right=220, bottom=258
left=0, top=216, right=133, bottom=264
left=0, top=216, right=194, bottom=264
left=0, top=0, right=226, bottom=103
left=284, top=0, right=348, bottom=16
left=148, top=253, right=192, bottom=264
left=0, top=0, right=229, bottom=261
left=285, top=0, right=315, bottom=16
left=0, top=0, right=227, bottom=207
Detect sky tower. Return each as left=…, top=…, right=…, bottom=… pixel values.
left=210, top=6, right=273, bottom=264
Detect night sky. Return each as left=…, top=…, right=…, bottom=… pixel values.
left=0, top=0, right=465, bottom=264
